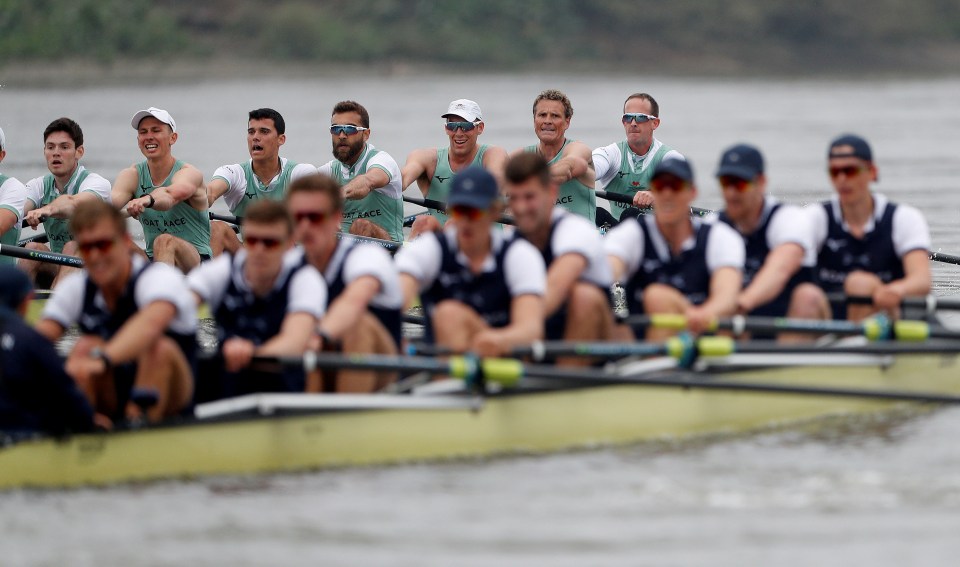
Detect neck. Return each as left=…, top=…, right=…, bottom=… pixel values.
left=53, top=163, right=80, bottom=191
left=840, top=193, right=875, bottom=226
left=628, top=140, right=652, bottom=157
left=147, top=155, right=176, bottom=184
left=538, top=138, right=566, bottom=161
left=524, top=220, right=552, bottom=251
left=342, top=144, right=365, bottom=168
left=252, top=156, right=281, bottom=181
left=447, top=146, right=479, bottom=171
left=656, top=216, right=693, bottom=255
left=306, top=239, right=337, bottom=273
left=99, top=256, right=133, bottom=305
left=733, top=200, right=765, bottom=235
left=459, top=230, right=492, bottom=261
left=245, top=268, right=280, bottom=297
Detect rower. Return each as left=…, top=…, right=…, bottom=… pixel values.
left=592, top=92, right=684, bottom=227
left=22, top=118, right=112, bottom=288
left=396, top=166, right=546, bottom=357
left=187, top=200, right=325, bottom=400
left=0, top=126, right=27, bottom=267
left=401, top=99, right=508, bottom=239
left=317, top=100, right=404, bottom=242
left=112, top=107, right=212, bottom=273
left=207, top=108, right=317, bottom=256
left=516, top=89, right=596, bottom=223
left=713, top=143, right=824, bottom=324
left=0, top=265, right=94, bottom=437
left=287, top=174, right=403, bottom=393
left=807, top=134, right=931, bottom=321
left=604, top=157, right=744, bottom=340
left=36, top=200, right=196, bottom=424
left=504, top=152, right=613, bottom=364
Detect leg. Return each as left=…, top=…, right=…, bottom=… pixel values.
left=336, top=312, right=400, bottom=393
left=431, top=300, right=489, bottom=353
left=19, top=242, right=59, bottom=289
left=153, top=233, right=203, bottom=273
left=559, top=283, right=615, bottom=366
left=51, top=241, right=81, bottom=288
left=778, top=283, right=832, bottom=343
left=132, top=336, right=194, bottom=422
left=642, top=284, right=692, bottom=342
left=409, top=215, right=442, bottom=240
left=349, top=218, right=392, bottom=241
left=210, top=220, right=242, bottom=257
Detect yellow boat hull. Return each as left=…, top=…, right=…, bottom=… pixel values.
left=2, top=352, right=958, bottom=490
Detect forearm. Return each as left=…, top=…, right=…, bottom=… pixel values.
left=319, top=298, right=368, bottom=341
left=101, top=306, right=172, bottom=364
left=740, top=247, right=803, bottom=311
left=343, top=177, right=375, bottom=200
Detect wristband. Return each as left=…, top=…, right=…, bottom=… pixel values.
left=145, top=193, right=156, bottom=208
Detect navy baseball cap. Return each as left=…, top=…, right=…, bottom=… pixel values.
left=0, top=265, right=33, bottom=311
left=829, top=134, right=872, bottom=161
left=716, top=144, right=764, bottom=180
left=652, top=156, right=694, bottom=182
left=448, top=166, right=499, bottom=209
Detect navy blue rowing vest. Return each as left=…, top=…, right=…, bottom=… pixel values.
left=420, top=231, right=517, bottom=342
left=326, top=241, right=403, bottom=348
left=624, top=217, right=712, bottom=314
left=719, top=203, right=812, bottom=317
left=214, top=253, right=301, bottom=345
left=816, top=200, right=903, bottom=293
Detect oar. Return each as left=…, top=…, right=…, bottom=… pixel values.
left=402, top=195, right=516, bottom=226
left=837, top=293, right=960, bottom=315
left=594, top=189, right=712, bottom=217
left=209, top=211, right=240, bottom=225
left=18, top=233, right=49, bottom=246
left=0, top=243, right=83, bottom=268
left=252, top=351, right=960, bottom=405
left=403, top=211, right=427, bottom=227
left=624, top=313, right=958, bottom=342
left=930, top=251, right=960, bottom=266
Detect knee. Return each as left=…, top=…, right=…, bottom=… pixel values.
left=642, top=283, right=680, bottom=313
left=411, top=216, right=440, bottom=238
left=61, top=241, right=78, bottom=255
left=568, top=283, right=607, bottom=318
left=789, top=283, right=829, bottom=319
left=844, top=271, right=880, bottom=296
left=25, top=241, right=49, bottom=252
left=349, top=219, right=387, bottom=239
left=153, top=233, right=176, bottom=253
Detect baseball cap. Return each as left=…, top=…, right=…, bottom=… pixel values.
left=652, top=156, right=694, bottom=182
left=0, top=265, right=33, bottom=311
left=442, top=99, right=483, bottom=123
left=448, top=166, right=499, bottom=209
left=828, top=134, right=872, bottom=161
left=716, top=144, right=764, bottom=180
left=0, top=126, right=6, bottom=151
left=131, top=107, right=177, bottom=132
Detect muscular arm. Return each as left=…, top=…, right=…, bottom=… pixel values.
left=99, top=301, right=177, bottom=365
left=254, top=312, right=317, bottom=357
left=698, top=267, right=743, bottom=321
left=207, top=177, right=230, bottom=207
left=737, top=243, right=804, bottom=313
left=401, top=149, right=437, bottom=195
left=111, top=166, right=139, bottom=208
left=484, top=294, right=545, bottom=348
left=400, top=273, right=420, bottom=311
left=319, top=275, right=381, bottom=340
left=26, top=191, right=102, bottom=223
left=481, top=146, right=509, bottom=188
left=551, top=141, right=594, bottom=187
left=0, top=209, right=16, bottom=234
left=544, top=253, right=588, bottom=317
left=343, top=168, right=390, bottom=201
left=146, top=166, right=206, bottom=211
left=874, top=249, right=932, bottom=310
left=36, top=319, right=65, bottom=343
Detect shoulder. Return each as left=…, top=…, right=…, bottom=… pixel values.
left=406, top=147, right=438, bottom=164
left=291, top=163, right=318, bottom=178
left=562, top=140, right=592, bottom=158
left=0, top=176, right=27, bottom=192
left=80, top=172, right=111, bottom=189
left=481, top=145, right=508, bottom=161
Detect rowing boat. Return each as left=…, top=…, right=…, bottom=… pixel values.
left=3, top=324, right=959, bottom=489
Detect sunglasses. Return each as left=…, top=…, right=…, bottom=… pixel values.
left=622, top=113, right=658, bottom=124
left=77, top=238, right=117, bottom=254
left=244, top=235, right=285, bottom=249
left=444, top=121, right=479, bottom=132
left=292, top=211, right=331, bottom=225
left=330, top=124, right=368, bottom=136
left=649, top=177, right=689, bottom=194
left=448, top=205, right=485, bottom=220
left=828, top=165, right=867, bottom=178
left=718, top=176, right=753, bottom=192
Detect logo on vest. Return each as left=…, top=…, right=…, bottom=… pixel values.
left=825, top=238, right=846, bottom=252
left=555, top=195, right=574, bottom=205
left=435, top=175, right=450, bottom=183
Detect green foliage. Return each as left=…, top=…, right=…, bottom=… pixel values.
left=2, top=0, right=960, bottom=72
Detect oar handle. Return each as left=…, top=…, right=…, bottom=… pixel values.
left=402, top=195, right=516, bottom=225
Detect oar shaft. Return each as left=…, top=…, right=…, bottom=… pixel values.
left=594, top=190, right=711, bottom=217
left=402, top=195, right=516, bottom=225
left=0, top=243, right=83, bottom=268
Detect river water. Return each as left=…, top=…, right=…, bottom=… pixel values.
left=2, top=75, right=960, bottom=565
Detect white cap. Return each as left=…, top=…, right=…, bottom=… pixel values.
left=0, top=126, right=5, bottom=151
left=442, top=99, right=483, bottom=123
left=131, top=107, right=177, bottom=132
